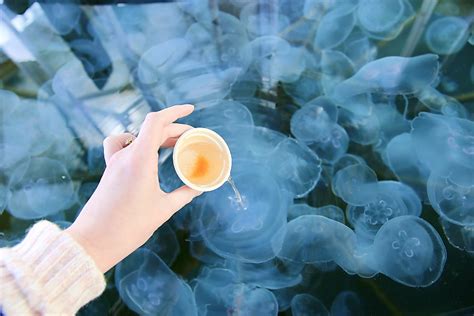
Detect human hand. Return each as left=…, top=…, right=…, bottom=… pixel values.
left=66, top=105, right=202, bottom=272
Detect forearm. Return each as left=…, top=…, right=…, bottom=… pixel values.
left=0, top=221, right=106, bottom=315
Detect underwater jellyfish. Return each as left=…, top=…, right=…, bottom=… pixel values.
left=40, top=0, right=81, bottom=35
left=332, top=164, right=378, bottom=206
left=268, top=138, right=322, bottom=198
left=143, top=224, right=180, bottom=266
left=331, top=54, right=439, bottom=110
left=288, top=203, right=345, bottom=223
left=250, top=36, right=306, bottom=85
left=291, top=294, right=329, bottom=316
left=332, top=154, right=367, bottom=176
left=385, top=133, right=430, bottom=201
left=240, top=3, right=290, bottom=38
left=330, top=291, right=364, bottom=316
left=411, top=113, right=474, bottom=187
left=278, top=215, right=357, bottom=268
left=368, top=216, right=447, bottom=287
left=291, top=97, right=349, bottom=162
left=194, top=165, right=289, bottom=263
left=356, top=0, right=414, bottom=40
left=303, top=0, right=337, bottom=20
left=427, top=172, right=474, bottom=226
left=425, top=16, right=469, bottom=55
left=338, top=108, right=380, bottom=145
left=440, top=219, right=474, bottom=254
left=7, top=157, right=75, bottom=220
left=180, top=100, right=254, bottom=127
left=115, top=248, right=197, bottom=316
left=346, top=181, right=422, bottom=242
left=194, top=268, right=278, bottom=316
left=224, top=258, right=304, bottom=290
left=320, top=50, right=355, bottom=95
left=343, top=31, right=377, bottom=71
left=372, top=102, right=410, bottom=151
left=416, top=86, right=468, bottom=119
left=314, top=4, right=356, bottom=50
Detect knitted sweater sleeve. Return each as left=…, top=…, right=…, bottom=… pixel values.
left=0, top=221, right=106, bottom=315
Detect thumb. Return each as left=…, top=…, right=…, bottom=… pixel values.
left=165, top=185, right=203, bottom=213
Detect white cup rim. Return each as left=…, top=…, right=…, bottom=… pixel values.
left=173, top=128, right=232, bottom=192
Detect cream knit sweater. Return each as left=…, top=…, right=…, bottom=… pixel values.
left=0, top=221, right=106, bottom=315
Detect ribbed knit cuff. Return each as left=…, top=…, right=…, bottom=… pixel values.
left=1, top=221, right=106, bottom=315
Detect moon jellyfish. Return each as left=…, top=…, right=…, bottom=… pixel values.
left=240, top=3, right=290, bottom=38
left=278, top=215, right=357, bottom=272
left=427, top=173, right=474, bottom=226
left=181, top=100, right=254, bottom=127
left=417, top=86, right=468, bottom=119
left=320, top=50, right=355, bottom=95
left=314, top=4, right=356, bottom=50
left=331, top=55, right=439, bottom=110
left=7, top=158, right=75, bottom=220
left=338, top=108, right=380, bottom=145
left=143, top=224, right=180, bottom=266
left=291, top=97, right=349, bottom=162
left=425, top=16, right=469, bottom=55
left=343, top=31, right=377, bottom=71
left=368, top=216, right=447, bottom=287
left=303, top=0, right=336, bottom=20
left=288, top=203, right=345, bottom=223
left=195, top=166, right=289, bottom=263
left=332, top=164, right=378, bottom=206
left=356, top=0, right=414, bottom=40
left=291, top=294, right=330, bottom=316
left=372, top=103, right=410, bottom=151
left=411, top=113, right=474, bottom=187
left=347, top=181, right=422, bottom=242
left=330, top=291, right=364, bottom=316
left=115, top=248, right=197, bottom=316
left=385, top=133, right=430, bottom=200
left=440, top=219, right=474, bottom=254
left=194, top=268, right=278, bottom=316
left=332, top=154, right=367, bottom=176
left=224, top=258, right=304, bottom=290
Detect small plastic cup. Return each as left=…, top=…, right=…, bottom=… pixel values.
left=173, top=128, right=232, bottom=192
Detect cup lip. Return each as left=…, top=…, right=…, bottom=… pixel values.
left=173, top=127, right=232, bottom=192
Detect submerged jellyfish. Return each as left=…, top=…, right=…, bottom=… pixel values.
left=115, top=248, right=197, bottom=316
left=356, top=0, right=414, bottom=40
left=330, top=291, right=364, bottom=316
left=368, top=216, right=447, bottom=287
left=427, top=172, right=474, bottom=226
left=194, top=268, right=278, bottom=316
left=320, top=50, right=355, bottom=95
left=338, top=108, right=380, bottom=145
left=332, top=164, right=378, bottom=205
left=291, top=294, right=329, bottom=316
left=440, top=219, right=474, bottom=254
left=425, top=16, right=469, bottom=55
left=194, top=165, right=289, bottom=263
left=347, top=181, right=422, bottom=242
left=7, top=158, right=75, bottom=220
left=180, top=100, right=254, bottom=127
left=331, top=55, right=439, bottom=112
left=143, top=224, right=180, bottom=266
left=240, top=3, right=290, bottom=38
left=314, top=4, right=356, bottom=50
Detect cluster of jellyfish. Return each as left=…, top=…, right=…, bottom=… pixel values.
left=1, top=0, right=474, bottom=314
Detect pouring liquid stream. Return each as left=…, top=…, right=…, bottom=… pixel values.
left=227, top=176, right=247, bottom=210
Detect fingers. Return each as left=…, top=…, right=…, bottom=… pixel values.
left=136, top=104, right=194, bottom=152
left=165, top=185, right=203, bottom=214
left=161, top=123, right=192, bottom=147
left=103, top=133, right=136, bottom=165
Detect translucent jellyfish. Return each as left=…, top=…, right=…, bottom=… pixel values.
left=330, top=291, right=363, bottom=316
left=356, top=0, right=414, bottom=40
left=304, top=0, right=337, bottom=20
left=0, top=181, right=7, bottom=214
left=290, top=97, right=349, bottom=162
left=288, top=203, right=345, bottom=223
left=332, top=164, right=378, bottom=205
left=320, top=50, right=355, bottom=95
left=195, top=166, right=289, bottom=263
left=385, top=133, right=430, bottom=200
left=411, top=113, right=474, bottom=187
left=331, top=54, right=439, bottom=108
left=314, top=4, right=356, bottom=49
left=189, top=239, right=226, bottom=265
left=338, top=108, right=380, bottom=145
left=268, top=138, right=322, bottom=198
left=425, top=16, right=469, bottom=55
left=427, top=172, right=474, bottom=226
left=416, top=86, right=468, bottom=118
left=343, top=31, right=377, bottom=70
left=180, top=100, right=254, bottom=127
left=194, top=268, right=278, bottom=315
left=291, top=294, right=329, bottom=316
left=7, top=158, right=75, bottom=220
left=332, top=154, right=367, bottom=176
left=372, top=103, right=410, bottom=151
left=40, top=0, right=81, bottom=35
left=282, top=70, right=322, bottom=106
left=440, top=219, right=474, bottom=254
left=224, top=258, right=304, bottom=290
left=143, top=224, right=180, bottom=266
left=250, top=36, right=306, bottom=85
left=368, top=216, right=447, bottom=287
left=347, top=181, right=422, bottom=242
left=115, top=248, right=197, bottom=316
left=278, top=215, right=357, bottom=270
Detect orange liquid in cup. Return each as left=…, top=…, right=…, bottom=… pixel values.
left=176, top=134, right=230, bottom=188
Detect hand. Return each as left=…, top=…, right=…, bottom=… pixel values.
left=66, top=105, right=202, bottom=272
